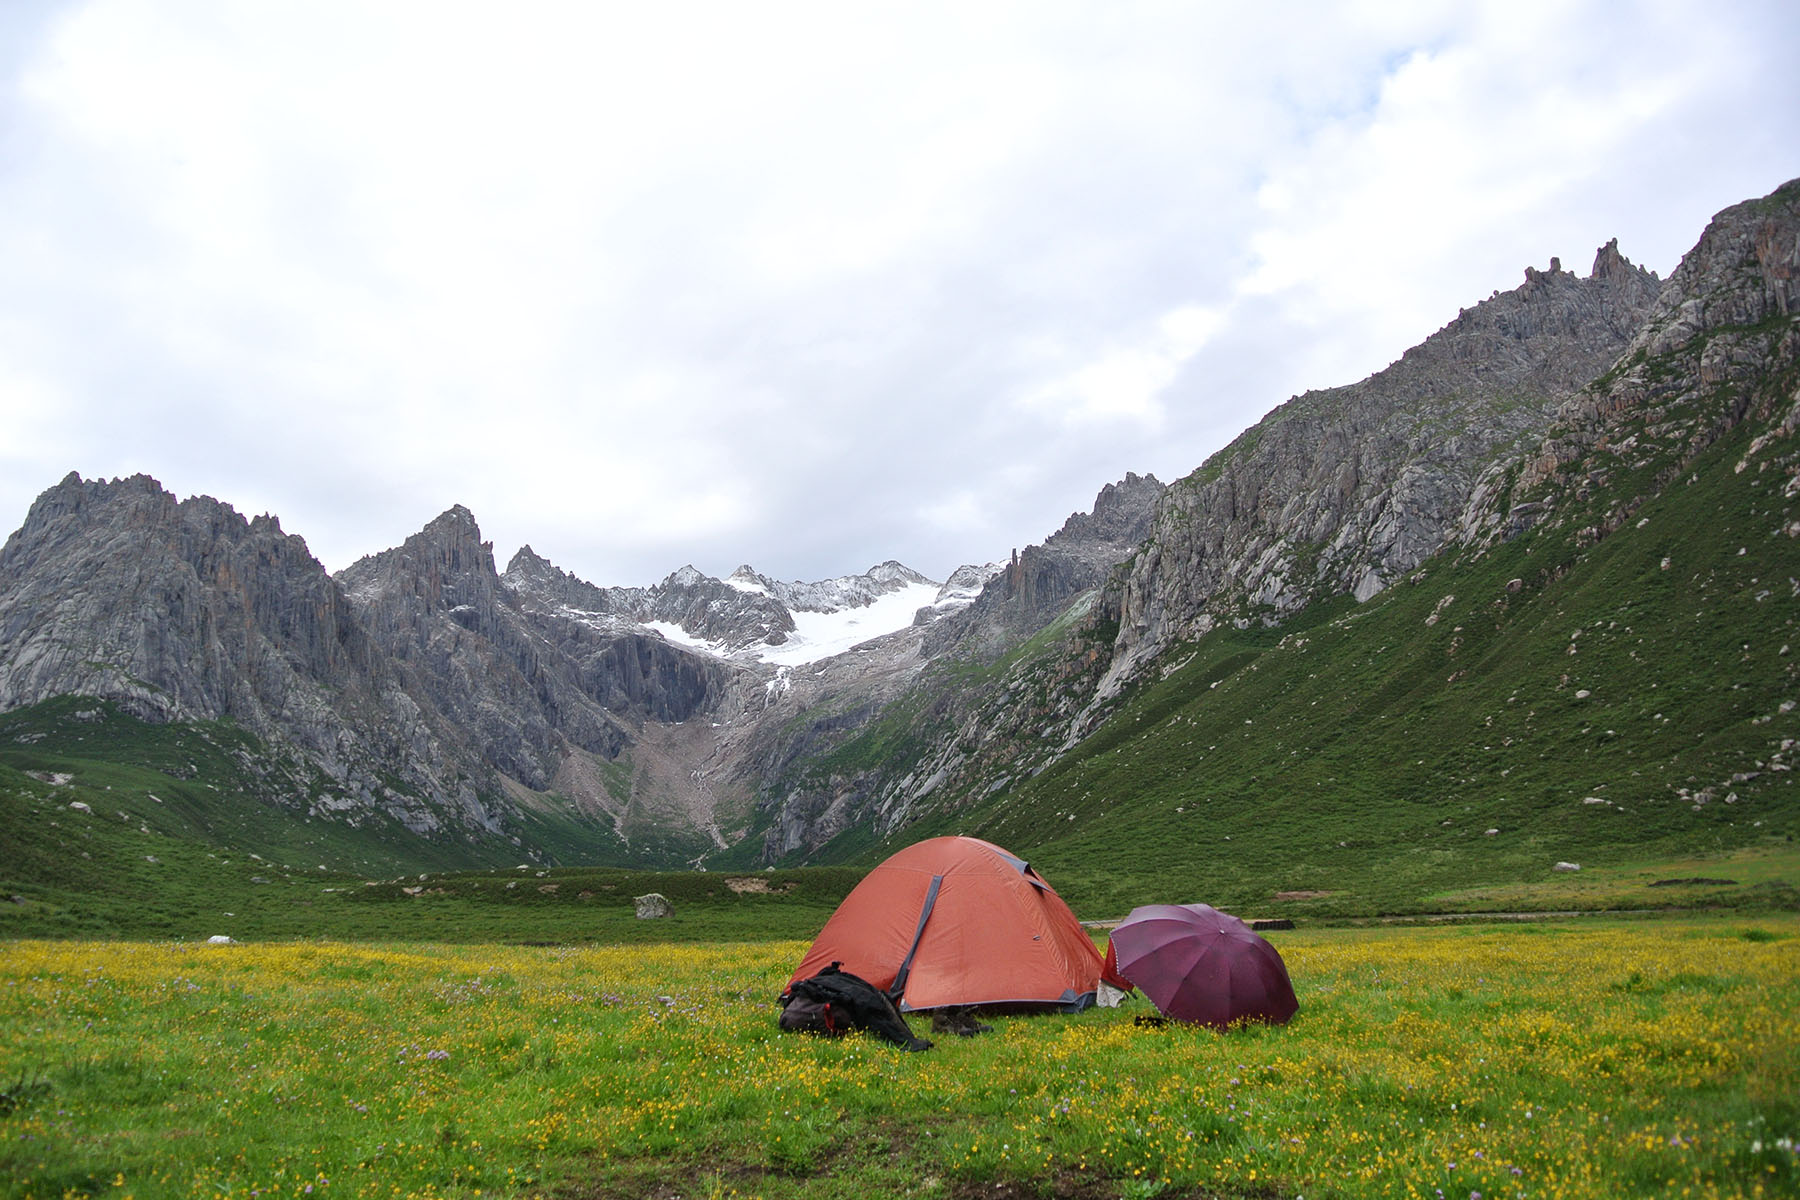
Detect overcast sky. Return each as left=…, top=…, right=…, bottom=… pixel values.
left=1, top=1, right=1795, bottom=588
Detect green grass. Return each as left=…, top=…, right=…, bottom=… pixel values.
left=1, top=918, right=1793, bottom=1199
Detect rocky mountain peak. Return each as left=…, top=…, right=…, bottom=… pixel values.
left=1096, top=227, right=1667, bottom=695
left=1590, top=237, right=1635, bottom=282
left=413, top=505, right=492, bottom=567
left=423, top=503, right=479, bottom=534
left=505, top=543, right=553, bottom=577
left=501, top=544, right=619, bottom=619
left=1051, top=471, right=1164, bottom=547
left=0, top=470, right=375, bottom=741
left=865, top=560, right=934, bottom=589
left=333, top=506, right=511, bottom=665
left=1490, top=176, right=1800, bottom=530
left=923, top=473, right=1165, bottom=658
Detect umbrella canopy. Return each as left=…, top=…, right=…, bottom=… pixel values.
left=1107, top=903, right=1298, bottom=1030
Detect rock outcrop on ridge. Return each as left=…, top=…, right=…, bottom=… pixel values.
left=926, top=472, right=1165, bottom=659
left=1095, top=240, right=1663, bottom=697
left=1465, top=180, right=1800, bottom=546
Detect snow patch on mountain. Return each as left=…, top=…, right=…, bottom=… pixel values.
left=644, top=620, right=726, bottom=655
left=724, top=566, right=772, bottom=597
left=759, top=579, right=944, bottom=666
left=916, top=563, right=1003, bottom=623
left=510, top=550, right=996, bottom=667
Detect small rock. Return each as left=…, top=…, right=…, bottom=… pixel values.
left=1553, top=861, right=1582, bottom=872
left=1575, top=689, right=1591, bottom=699
left=635, top=892, right=673, bottom=919
left=68, top=801, right=91, bottom=813
left=207, top=934, right=234, bottom=945
left=1484, top=828, right=1500, bottom=836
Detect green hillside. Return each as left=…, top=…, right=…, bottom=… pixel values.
left=0, top=713, right=863, bottom=941
left=864, top=366, right=1800, bottom=918
left=0, top=698, right=700, bottom=938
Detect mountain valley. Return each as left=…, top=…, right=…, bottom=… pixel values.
left=4, top=178, right=1798, bottom=931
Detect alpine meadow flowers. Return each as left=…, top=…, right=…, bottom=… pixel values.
left=0, top=920, right=1794, bottom=1198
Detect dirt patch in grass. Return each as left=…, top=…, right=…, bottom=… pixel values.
left=553, top=1151, right=1287, bottom=1200
left=548, top=1117, right=945, bottom=1198
left=544, top=1112, right=1297, bottom=1200
left=945, top=1175, right=1289, bottom=1199
left=725, top=876, right=797, bottom=894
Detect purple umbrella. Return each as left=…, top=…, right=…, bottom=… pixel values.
left=1107, top=903, right=1298, bottom=1030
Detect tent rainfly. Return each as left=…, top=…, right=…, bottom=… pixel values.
left=786, top=836, right=1104, bottom=1012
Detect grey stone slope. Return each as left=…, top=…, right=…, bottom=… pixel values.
left=1462, top=178, right=1800, bottom=546
left=1097, top=239, right=1662, bottom=696
left=0, top=473, right=499, bottom=837
left=925, top=472, right=1165, bottom=659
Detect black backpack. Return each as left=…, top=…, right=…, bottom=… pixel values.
left=778, top=962, right=932, bottom=1051
left=777, top=992, right=846, bottom=1036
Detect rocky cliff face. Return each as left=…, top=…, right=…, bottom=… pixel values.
left=0, top=473, right=356, bottom=724
left=0, top=474, right=499, bottom=837
left=926, top=472, right=1165, bottom=659
left=1457, top=180, right=1800, bottom=547
left=1096, top=241, right=1662, bottom=697
left=498, top=550, right=755, bottom=727
left=336, top=508, right=627, bottom=791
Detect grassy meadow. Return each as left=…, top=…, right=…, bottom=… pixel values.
left=3, top=919, right=1796, bottom=1200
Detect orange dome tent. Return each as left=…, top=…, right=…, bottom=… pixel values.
left=787, top=836, right=1105, bottom=1012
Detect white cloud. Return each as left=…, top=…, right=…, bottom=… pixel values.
left=1020, top=303, right=1226, bottom=426
left=1230, top=1, right=1799, bottom=391
left=1, top=0, right=1795, bottom=586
